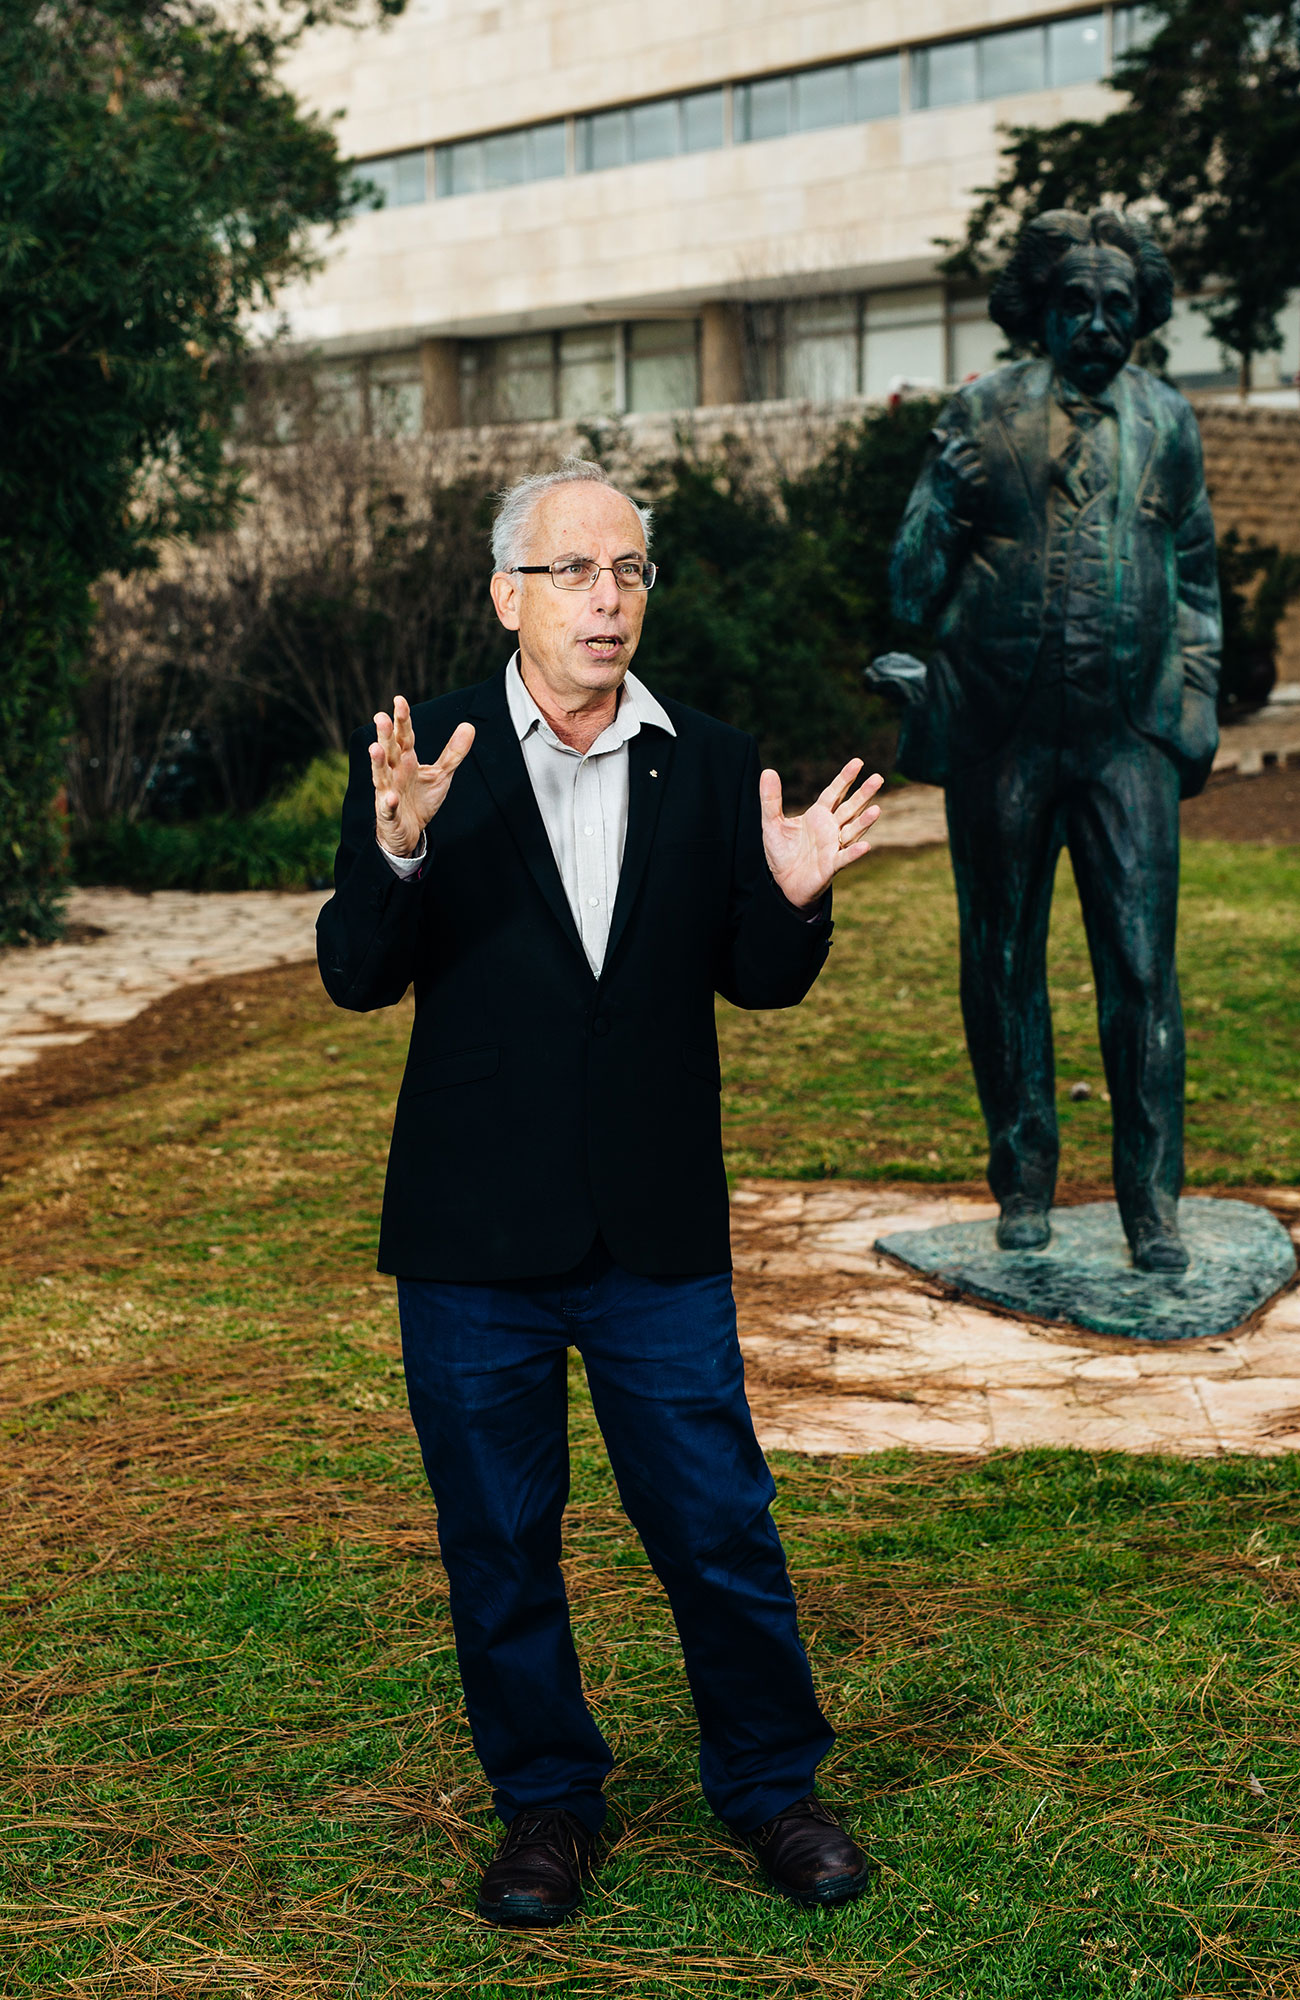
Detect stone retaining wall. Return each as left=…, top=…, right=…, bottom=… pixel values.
left=1191, top=400, right=1300, bottom=682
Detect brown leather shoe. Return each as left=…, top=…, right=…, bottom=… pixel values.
left=476, top=1807, right=596, bottom=1927
left=746, top=1795, right=874, bottom=1907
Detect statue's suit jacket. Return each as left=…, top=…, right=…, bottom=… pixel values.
left=890, top=357, right=1221, bottom=796
left=316, top=669, right=832, bottom=1283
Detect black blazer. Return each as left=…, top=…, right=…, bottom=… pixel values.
left=316, top=668, right=833, bottom=1280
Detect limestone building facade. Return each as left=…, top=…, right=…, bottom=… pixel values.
left=272, top=0, right=1298, bottom=432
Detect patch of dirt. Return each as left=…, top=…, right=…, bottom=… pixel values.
left=1182, top=760, right=1300, bottom=843
left=0, top=960, right=334, bottom=1166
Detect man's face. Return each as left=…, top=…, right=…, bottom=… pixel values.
left=489, top=482, right=649, bottom=707
left=1043, top=245, right=1139, bottom=395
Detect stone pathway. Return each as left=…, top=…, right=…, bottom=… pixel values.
left=1212, top=691, right=1300, bottom=776
left=733, top=1183, right=1300, bottom=1458
left=0, top=887, right=328, bottom=1081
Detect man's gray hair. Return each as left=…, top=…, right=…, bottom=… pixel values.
left=490, top=457, right=653, bottom=572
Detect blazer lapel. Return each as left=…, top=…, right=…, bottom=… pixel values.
left=992, top=357, right=1051, bottom=521
left=602, top=724, right=675, bottom=976
left=466, top=671, right=590, bottom=970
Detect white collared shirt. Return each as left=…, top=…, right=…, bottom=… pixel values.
left=380, top=654, right=676, bottom=975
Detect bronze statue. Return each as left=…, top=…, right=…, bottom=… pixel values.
left=870, top=210, right=1222, bottom=1273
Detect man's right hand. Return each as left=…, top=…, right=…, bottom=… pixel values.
left=371, top=695, right=476, bottom=857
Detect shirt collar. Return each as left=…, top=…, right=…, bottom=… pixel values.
left=505, top=652, right=676, bottom=747
left=1053, top=370, right=1118, bottom=418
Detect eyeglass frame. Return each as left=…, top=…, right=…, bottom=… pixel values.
left=509, top=555, right=658, bottom=592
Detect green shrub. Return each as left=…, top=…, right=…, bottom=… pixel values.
left=72, top=754, right=347, bottom=892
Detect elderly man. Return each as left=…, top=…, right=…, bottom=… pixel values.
left=879, top=209, right=1221, bottom=1275
left=317, top=458, right=882, bottom=1926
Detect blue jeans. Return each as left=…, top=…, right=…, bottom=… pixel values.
left=397, top=1240, right=833, bottom=1834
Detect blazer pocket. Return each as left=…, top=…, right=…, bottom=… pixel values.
left=681, top=1043, right=722, bottom=1089
left=402, top=1044, right=500, bottom=1097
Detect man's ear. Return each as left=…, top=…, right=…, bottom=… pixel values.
left=490, top=570, right=522, bottom=632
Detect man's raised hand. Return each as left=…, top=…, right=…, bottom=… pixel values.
left=759, top=759, right=884, bottom=912
left=371, top=696, right=475, bottom=857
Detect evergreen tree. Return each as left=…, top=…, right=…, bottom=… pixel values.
left=0, top=0, right=397, bottom=942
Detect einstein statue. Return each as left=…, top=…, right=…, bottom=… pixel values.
left=870, top=209, right=1222, bottom=1274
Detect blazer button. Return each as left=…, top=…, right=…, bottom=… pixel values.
left=593, top=1015, right=611, bottom=1037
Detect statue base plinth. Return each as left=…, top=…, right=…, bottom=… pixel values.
left=875, top=1197, right=1296, bottom=1343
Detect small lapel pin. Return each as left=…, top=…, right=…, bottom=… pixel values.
left=649, top=769, right=658, bottom=778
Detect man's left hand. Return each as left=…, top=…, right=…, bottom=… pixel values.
left=760, top=760, right=884, bottom=912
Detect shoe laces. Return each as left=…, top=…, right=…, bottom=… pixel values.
left=499, top=1807, right=587, bottom=1864
left=755, top=1794, right=838, bottom=1841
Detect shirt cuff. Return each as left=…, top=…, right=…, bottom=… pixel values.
left=376, top=832, right=427, bottom=878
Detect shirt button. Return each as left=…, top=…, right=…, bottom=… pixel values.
left=588, top=896, right=599, bottom=907
left=584, top=825, right=595, bottom=836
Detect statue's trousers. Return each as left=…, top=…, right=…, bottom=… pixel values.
left=944, top=720, right=1185, bottom=1231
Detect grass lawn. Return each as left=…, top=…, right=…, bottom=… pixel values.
left=719, top=840, right=1300, bottom=1187
left=1, top=838, right=1298, bottom=1997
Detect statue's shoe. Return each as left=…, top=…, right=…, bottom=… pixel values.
left=1130, top=1219, right=1190, bottom=1274
left=996, top=1201, right=1051, bottom=1251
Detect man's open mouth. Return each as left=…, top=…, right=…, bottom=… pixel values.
left=581, top=635, right=623, bottom=656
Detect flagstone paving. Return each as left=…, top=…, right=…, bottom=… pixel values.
left=733, top=1182, right=1300, bottom=1458
left=0, top=887, right=329, bottom=1081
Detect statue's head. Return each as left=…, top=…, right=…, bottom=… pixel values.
left=988, top=209, right=1174, bottom=395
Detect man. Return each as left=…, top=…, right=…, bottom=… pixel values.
left=317, top=458, right=883, bottom=1926
left=874, top=209, right=1221, bottom=1275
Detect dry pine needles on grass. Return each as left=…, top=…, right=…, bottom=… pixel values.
left=1, top=852, right=1299, bottom=1995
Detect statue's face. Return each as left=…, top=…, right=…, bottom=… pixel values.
left=1043, top=245, right=1139, bottom=394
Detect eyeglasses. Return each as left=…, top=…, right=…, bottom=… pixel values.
left=510, top=555, right=658, bottom=592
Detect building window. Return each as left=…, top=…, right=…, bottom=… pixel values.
left=744, top=287, right=951, bottom=401
left=735, top=53, right=900, bottom=141
left=313, top=358, right=369, bottom=437
left=353, top=150, right=427, bottom=209
left=948, top=296, right=1006, bottom=384
left=911, top=12, right=1104, bottom=108
left=353, top=12, right=1113, bottom=211
left=747, top=287, right=975, bottom=402
left=626, top=321, right=699, bottom=413
left=1049, top=13, right=1109, bottom=84
left=459, top=319, right=699, bottom=424
left=433, top=120, right=566, bottom=197
left=369, top=351, right=425, bottom=435
left=558, top=327, right=619, bottom=418
left=783, top=296, right=861, bottom=400
left=911, top=40, right=978, bottom=111
left=576, top=89, right=724, bottom=171
left=863, top=288, right=946, bottom=396
left=1112, top=4, right=1162, bottom=57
